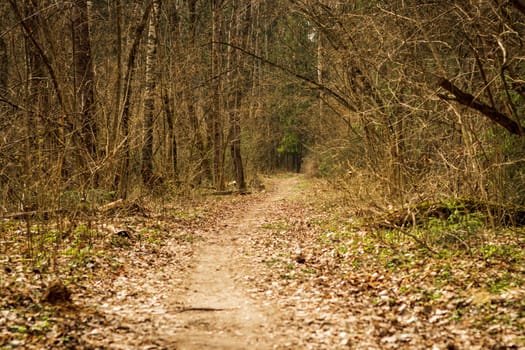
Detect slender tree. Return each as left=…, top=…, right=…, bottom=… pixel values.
left=142, top=0, right=161, bottom=185
left=226, top=0, right=251, bottom=192
left=72, top=0, right=97, bottom=166
left=117, top=1, right=153, bottom=196
left=110, top=0, right=123, bottom=154
left=210, top=0, right=225, bottom=190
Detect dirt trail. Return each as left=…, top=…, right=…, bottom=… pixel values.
left=173, top=176, right=300, bottom=349
left=87, top=176, right=301, bottom=349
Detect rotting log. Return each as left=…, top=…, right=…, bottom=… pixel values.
left=373, top=197, right=525, bottom=228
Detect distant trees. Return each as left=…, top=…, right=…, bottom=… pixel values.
left=0, top=0, right=293, bottom=211
left=1, top=0, right=522, bottom=212
left=287, top=0, right=525, bottom=204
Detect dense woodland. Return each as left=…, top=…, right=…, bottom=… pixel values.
left=1, top=0, right=525, bottom=209
left=1, top=1, right=525, bottom=348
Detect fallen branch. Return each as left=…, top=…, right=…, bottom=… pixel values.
left=175, top=307, right=234, bottom=313
left=380, top=220, right=439, bottom=256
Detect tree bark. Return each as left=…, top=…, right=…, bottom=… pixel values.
left=110, top=0, right=123, bottom=153
left=0, top=36, right=7, bottom=95
left=117, top=1, right=153, bottom=197
left=163, top=87, right=177, bottom=179
left=141, top=0, right=161, bottom=185
left=185, top=0, right=207, bottom=184
left=228, top=0, right=251, bottom=192
left=72, top=0, right=97, bottom=162
left=210, top=0, right=225, bottom=190
left=315, top=28, right=324, bottom=145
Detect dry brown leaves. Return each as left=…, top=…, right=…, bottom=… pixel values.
left=1, top=177, right=524, bottom=349
left=240, top=178, right=525, bottom=349
left=0, top=194, right=258, bottom=349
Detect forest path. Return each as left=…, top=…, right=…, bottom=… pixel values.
left=172, top=176, right=300, bottom=349
left=85, top=175, right=302, bottom=349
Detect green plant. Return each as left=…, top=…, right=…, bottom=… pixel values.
left=31, top=320, right=50, bottom=332
left=488, top=276, right=512, bottom=293
left=479, top=244, right=524, bottom=262
left=9, top=325, right=27, bottom=334
left=43, top=230, right=60, bottom=245
left=424, top=209, right=486, bottom=250
left=335, top=244, right=348, bottom=256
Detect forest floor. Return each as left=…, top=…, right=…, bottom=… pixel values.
left=1, top=174, right=525, bottom=349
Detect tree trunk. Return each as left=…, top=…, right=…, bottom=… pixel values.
left=117, top=1, right=153, bottom=197
left=210, top=0, right=225, bottom=190
left=230, top=89, right=246, bottom=192
left=20, top=0, right=50, bottom=183
left=228, top=0, right=251, bottom=192
left=163, top=87, right=177, bottom=179
left=72, top=0, right=97, bottom=171
left=0, top=36, right=7, bottom=95
left=185, top=0, right=207, bottom=185
left=316, top=28, right=324, bottom=143
left=225, top=0, right=242, bottom=191
left=110, top=0, right=122, bottom=157
left=141, top=0, right=161, bottom=186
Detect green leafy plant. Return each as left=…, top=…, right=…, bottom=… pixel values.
left=424, top=209, right=486, bottom=250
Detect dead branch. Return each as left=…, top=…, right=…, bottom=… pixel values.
left=438, top=77, right=523, bottom=136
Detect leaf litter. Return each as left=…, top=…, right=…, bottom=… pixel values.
left=1, top=175, right=524, bottom=349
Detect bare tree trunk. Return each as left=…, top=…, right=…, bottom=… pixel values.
left=110, top=0, right=122, bottom=156
left=163, top=86, right=177, bottom=179
left=72, top=0, right=97, bottom=169
left=230, top=90, right=246, bottom=192
left=225, top=0, right=240, bottom=190
left=21, top=1, right=48, bottom=183
left=117, top=1, right=153, bottom=197
left=316, top=28, right=324, bottom=142
left=141, top=0, right=161, bottom=186
left=210, top=0, right=225, bottom=190
left=248, top=0, right=261, bottom=122
left=228, top=0, right=251, bottom=192
left=186, top=0, right=207, bottom=185
left=161, top=0, right=180, bottom=182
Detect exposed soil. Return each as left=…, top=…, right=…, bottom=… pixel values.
left=170, top=177, right=300, bottom=349
left=84, top=176, right=301, bottom=349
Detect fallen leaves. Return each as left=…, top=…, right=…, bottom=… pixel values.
left=1, top=176, right=524, bottom=349
left=239, top=177, right=525, bottom=349
left=1, top=192, right=262, bottom=349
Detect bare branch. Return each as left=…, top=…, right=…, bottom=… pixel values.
left=438, top=77, right=523, bottom=136
left=214, top=41, right=357, bottom=112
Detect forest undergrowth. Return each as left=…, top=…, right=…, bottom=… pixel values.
left=0, top=190, right=252, bottom=349
left=0, top=174, right=524, bottom=349
left=247, top=176, right=525, bottom=349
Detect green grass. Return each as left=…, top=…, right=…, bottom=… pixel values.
left=261, top=221, right=293, bottom=231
